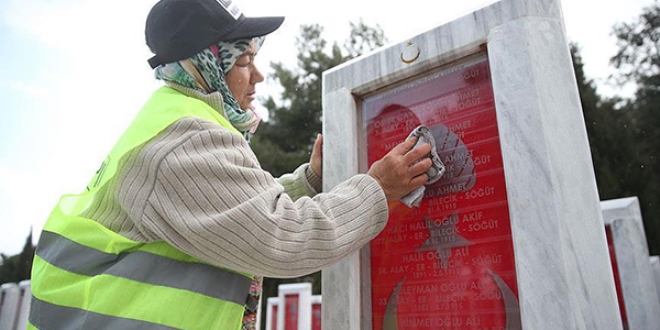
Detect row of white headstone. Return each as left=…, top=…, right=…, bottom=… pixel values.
left=1, top=196, right=658, bottom=330
left=261, top=283, right=322, bottom=330
left=0, top=280, right=30, bottom=330
left=0, top=280, right=323, bottom=330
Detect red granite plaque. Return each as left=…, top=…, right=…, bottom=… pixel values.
left=271, top=304, right=278, bottom=330
left=312, top=301, right=322, bottom=330
left=284, top=294, right=299, bottom=330
left=605, top=225, right=628, bottom=329
left=365, top=55, right=521, bottom=330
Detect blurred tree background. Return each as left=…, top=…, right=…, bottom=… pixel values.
left=0, top=231, right=34, bottom=284
left=251, top=21, right=387, bottom=176
left=579, top=3, right=660, bottom=256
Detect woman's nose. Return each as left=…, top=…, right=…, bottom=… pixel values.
left=252, top=66, right=265, bottom=84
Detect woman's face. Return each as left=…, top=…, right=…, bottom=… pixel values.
left=225, top=43, right=264, bottom=110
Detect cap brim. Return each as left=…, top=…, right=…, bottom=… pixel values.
left=223, top=16, right=285, bottom=41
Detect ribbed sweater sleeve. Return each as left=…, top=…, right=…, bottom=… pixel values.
left=128, top=118, right=388, bottom=277
left=275, top=164, right=322, bottom=201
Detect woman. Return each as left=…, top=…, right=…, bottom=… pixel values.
left=29, top=0, right=433, bottom=329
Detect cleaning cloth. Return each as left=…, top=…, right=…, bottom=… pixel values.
left=399, top=125, right=446, bottom=207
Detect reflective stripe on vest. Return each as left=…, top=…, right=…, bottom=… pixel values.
left=30, top=87, right=251, bottom=330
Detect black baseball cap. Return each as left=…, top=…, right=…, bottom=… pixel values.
left=145, top=0, right=284, bottom=68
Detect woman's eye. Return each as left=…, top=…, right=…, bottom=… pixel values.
left=235, top=56, right=253, bottom=67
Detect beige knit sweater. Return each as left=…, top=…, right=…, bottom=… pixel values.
left=81, top=116, right=388, bottom=278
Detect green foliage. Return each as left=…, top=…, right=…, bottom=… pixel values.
left=0, top=230, right=35, bottom=284
left=608, top=3, right=660, bottom=255
left=572, top=45, right=636, bottom=199
left=253, top=21, right=386, bottom=329
left=251, top=21, right=387, bottom=177
left=611, top=4, right=660, bottom=85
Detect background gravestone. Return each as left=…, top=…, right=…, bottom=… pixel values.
left=0, top=283, right=20, bottom=330
left=265, top=297, right=278, bottom=330
left=601, top=197, right=660, bottom=330
left=321, top=0, right=622, bottom=329
left=650, top=256, right=660, bottom=305
left=277, top=283, right=312, bottom=330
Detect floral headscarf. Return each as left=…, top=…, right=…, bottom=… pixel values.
left=154, top=37, right=266, bottom=139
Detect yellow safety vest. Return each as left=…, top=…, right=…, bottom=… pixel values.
left=29, top=87, right=254, bottom=330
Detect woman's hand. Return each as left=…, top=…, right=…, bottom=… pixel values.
left=367, top=137, right=432, bottom=202
left=310, top=133, right=323, bottom=177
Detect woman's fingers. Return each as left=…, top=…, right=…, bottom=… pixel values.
left=367, top=137, right=434, bottom=202
left=409, top=157, right=432, bottom=176
left=403, top=142, right=432, bottom=164
left=392, top=136, right=419, bottom=155
left=409, top=172, right=430, bottom=187
left=309, top=133, right=323, bottom=177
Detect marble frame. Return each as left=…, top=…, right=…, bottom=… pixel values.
left=321, top=0, right=622, bottom=329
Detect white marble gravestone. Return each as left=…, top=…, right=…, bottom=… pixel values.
left=277, top=283, right=312, bottom=330
left=14, top=280, right=31, bottom=330
left=651, top=256, right=660, bottom=305
left=601, top=197, right=660, bottom=329
left=321, top=0, right=622, bottom=329
left=0, top=283, right=20, bottom=330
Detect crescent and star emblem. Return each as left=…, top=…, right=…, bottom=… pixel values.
left=400, top=41, right=421, bottom=64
